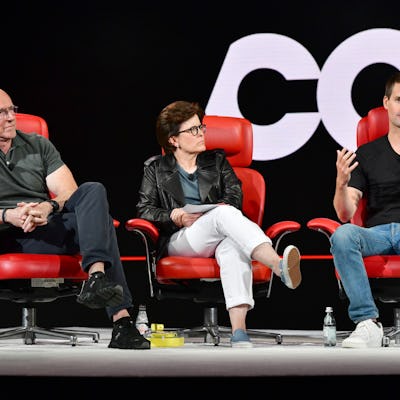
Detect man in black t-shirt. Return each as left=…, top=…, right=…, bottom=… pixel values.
left=331, top=71, right=400, bottom=348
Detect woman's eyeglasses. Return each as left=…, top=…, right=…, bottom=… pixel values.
left=177, top=124, right=206, bottom=136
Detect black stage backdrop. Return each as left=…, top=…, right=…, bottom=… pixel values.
left=1, top=0, right=399, bottom=331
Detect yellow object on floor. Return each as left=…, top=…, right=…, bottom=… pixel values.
left=149, top=324, right=184, bottom=347
left=151, top=323, right=164, bottom=331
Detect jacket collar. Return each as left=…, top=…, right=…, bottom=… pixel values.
left=159, top=152, right=219, bottom=204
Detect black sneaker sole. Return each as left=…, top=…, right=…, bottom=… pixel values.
left=77, top=284, right=124, bottom=309
left=108, top=339, right=151, bottom=349
left=108, top=342, right=151, bottom=350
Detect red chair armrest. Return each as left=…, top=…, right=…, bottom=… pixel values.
left=265, top=220, right=301, bottom=239
left=307, top=217, right=341, bottom=236
left=125, top=218, right=160, bottom=243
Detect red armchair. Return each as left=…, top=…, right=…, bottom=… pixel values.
left=0, top=113, right=99, bottom=345
left=126, top=115, right=301, bottom=345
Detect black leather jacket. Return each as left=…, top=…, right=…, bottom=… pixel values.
left=136, top=149, right=243, bottom=259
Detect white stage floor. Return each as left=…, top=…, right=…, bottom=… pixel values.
left=1, top=327, right=400, bottom=394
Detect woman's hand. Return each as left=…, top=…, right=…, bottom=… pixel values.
left=170, top=208, right=202, bottom=228
left=170, top=208, right=186, bottom=227
left=181, top=212, right=202, bottom=227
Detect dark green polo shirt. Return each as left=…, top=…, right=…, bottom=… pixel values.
left=0, top=130, right=64, bottom=213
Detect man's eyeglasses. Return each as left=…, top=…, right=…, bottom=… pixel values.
left=177, top=124, right=206, bottom=136
left=0, top=105, right=18, bottom=120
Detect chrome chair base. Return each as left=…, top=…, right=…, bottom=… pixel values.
left=0, top=307, right=100, bottom=346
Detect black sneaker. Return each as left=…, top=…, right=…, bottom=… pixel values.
left=108, top=317, right=151, bottom=349
left=77, top=271, right=124, bottom=309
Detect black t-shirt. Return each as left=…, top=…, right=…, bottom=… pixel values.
left=349, top=134, right=400, bottom=227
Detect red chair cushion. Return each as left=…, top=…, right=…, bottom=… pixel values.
left=156, top=256, right=272, bottom=284
left=0, top=254, right=87, bottom=280
left=363, top=255, right=400, bottom=278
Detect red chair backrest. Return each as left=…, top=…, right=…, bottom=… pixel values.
left=203, top=115, right=265, bottom=226
left=352, top=106, right=389, bottom=227
left=356, top=106, right=388, bottom=146
left=203, top=115, right=253, bottom=167
left=15, top=113, right=49, bottom=138
left=159, top=115, right=263, bottom=226
left=14, top=112, right=58, bottom=199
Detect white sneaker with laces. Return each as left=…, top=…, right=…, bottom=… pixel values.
left=341, top=319, right=383, bottom=348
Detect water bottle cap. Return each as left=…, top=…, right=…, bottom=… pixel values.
left=325, top=306, right=333, bottom=312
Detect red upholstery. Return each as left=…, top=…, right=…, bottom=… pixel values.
left=357, top=106, right=388, bottom=146
left=15, top=113, right=49, bottom=138
left=361, top=256, right=400, bottom=278
left=203, top=115, right=253, bottom=167
left=156, top=259, right=277, bottom=284
left=126, top=115, right=300, bottom=345
left=0, top=254, right=86, bottom=279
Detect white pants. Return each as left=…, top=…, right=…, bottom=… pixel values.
left=167, top=205, right=272, bottom=310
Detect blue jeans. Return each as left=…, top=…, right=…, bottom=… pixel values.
left=330, top=222, right=400, bottom=324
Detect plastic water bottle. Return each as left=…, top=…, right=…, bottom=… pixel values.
left=135, top=304, right=151, bottom=337
left=323, top=306, right=336, bottom=347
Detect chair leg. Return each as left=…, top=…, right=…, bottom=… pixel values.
left=183, top=306, right=223, bottom=345
left=245, top=328, right=283, bottom=344
left=383, top=307, right=400, bottom=346
left=0, top=307, right=99, bottom=346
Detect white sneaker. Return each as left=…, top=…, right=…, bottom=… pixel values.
left=279, top=245, right=301, bottom=289
left=341, top=319, right=383, bottom=348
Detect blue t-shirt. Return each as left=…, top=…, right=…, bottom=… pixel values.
left=177, top=164, right=201, bottom=205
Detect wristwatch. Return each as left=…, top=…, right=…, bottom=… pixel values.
left=46, top=199, right=60, bottom=213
